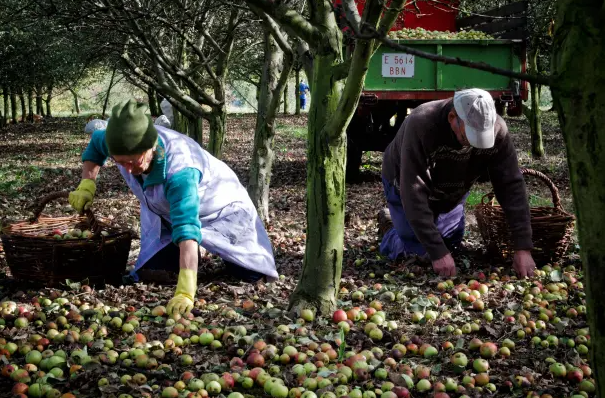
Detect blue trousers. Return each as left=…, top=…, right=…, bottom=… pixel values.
left=379, top=176, right=467, bottom=260
left=300, top=97, right=306, bottom=110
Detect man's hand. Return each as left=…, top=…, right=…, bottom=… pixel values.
left=513, top=250, right=536, bottom=278
left=433, top=253, right=457, bottom=277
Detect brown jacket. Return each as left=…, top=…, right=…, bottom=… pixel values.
left=382, top=99, right=533, bottom=260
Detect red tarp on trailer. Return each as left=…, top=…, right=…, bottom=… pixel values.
left=334, top=0, right=460, bottom=32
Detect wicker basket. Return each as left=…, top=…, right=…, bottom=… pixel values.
left=474, top=168, right=575, bottom=265
left=0, top=191, right=133, bottom=287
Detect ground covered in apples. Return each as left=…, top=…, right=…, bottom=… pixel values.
left=0, top=113, right=591, bottom=398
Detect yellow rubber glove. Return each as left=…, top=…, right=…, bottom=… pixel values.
left=167, top=268, right=197, bottom=315
left=68, top=179, right=96, bottom=212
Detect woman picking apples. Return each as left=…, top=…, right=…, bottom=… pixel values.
left=68, top=100, right=278, bottom=315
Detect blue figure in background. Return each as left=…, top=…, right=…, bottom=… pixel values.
left=299, top=80, right=310, bottom=110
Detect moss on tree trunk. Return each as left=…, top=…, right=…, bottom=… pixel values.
left=551, top=1, right=605, bottom=395
left=288, top=52, right=346, bottom=315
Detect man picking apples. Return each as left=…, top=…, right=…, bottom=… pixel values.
left=69, top=100, right=278, bottom=315
left=378, top=88, right=536, bottom=278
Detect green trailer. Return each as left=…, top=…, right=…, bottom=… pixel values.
left=345, top=1, right=529, bottom=181
left=364, top=39, right=525, bottom=100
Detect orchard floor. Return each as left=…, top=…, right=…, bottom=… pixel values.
left=0, top=113, right=590, bottom=398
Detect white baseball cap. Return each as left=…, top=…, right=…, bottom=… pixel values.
left=453, top=88, right=497, bottom=149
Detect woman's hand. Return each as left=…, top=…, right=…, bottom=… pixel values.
left=167, top=240, right=199, bottom=316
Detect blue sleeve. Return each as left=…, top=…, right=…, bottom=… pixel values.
left=165, top=168, right=203, bottom=245
left=82, top=130, right=110, bottom=166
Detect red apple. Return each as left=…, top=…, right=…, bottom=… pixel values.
left=332, top=310, right=347, bottom=323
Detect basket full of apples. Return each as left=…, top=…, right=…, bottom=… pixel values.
left=0, top=191, right=134, bottom=287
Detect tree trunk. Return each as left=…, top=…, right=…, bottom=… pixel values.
left=188, top=117, right=204, bottom=146
left=10, top=88, right=17, bottom=124
left=526, top=47, right=543, bottom=158
left=283, top=82, right=288, bottom=115
left=35, top=85, right=43, bottom=116
left=45, top=85, right=53, bottom=118
left=287, top=0, right=386, bottom=315
left=148, top=86, right=159, bottom=117
left=248, top=25, right=293, bottom=222
left=27, top=90, right=34, bottom=122
left=207, top=108, right=227, bottom=158
left=551, top=1, right=605, bottom=396
left=0, top=92, right=4, bottom=129
left=529, top=79, right=543, bottom=157
left=289, top=52, right=346, bottom=315
left=70, top=89, right=80, bottom=115
left=19, top=91, right=26, bottom=122
left=103, top=67, right=117, bottom=118
left=295, top=69, right=301, bottom=115
left=1, top=86, right=7, bottom=127
left=173, top=108, right=187, bottom=134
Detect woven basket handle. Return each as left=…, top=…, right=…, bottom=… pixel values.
left=30, top=191, right=99, bottom=227
left=480, top=168, right=563, bottom=210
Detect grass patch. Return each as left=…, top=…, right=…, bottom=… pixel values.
left=277, top=123, right=306, bottom=140
left=0, top=165, right=43, bottom=197
left=467, top=188, right=553, bottom=208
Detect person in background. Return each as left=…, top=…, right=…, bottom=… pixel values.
left=299, top=80, right=310, bottom=110
left=69, top=100, right=278, bottom=315
left=378, top=88, right=536, bottom=278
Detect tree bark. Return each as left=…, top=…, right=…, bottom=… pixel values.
left=188, top=117, right=204, bottom=147
left=0, top=92, right=4, bottom=129
left=148, top=86, right=159, bottom=117
left=2, top=87, right=7, bottom=125
left=10, top=88, right=17, bottom=124
left=35, top=85, right=43, bottom=116
left=295, top=68, right=301, bottom=115
left=70, top=89, right=80, bottom=115
left=1, top=86, right=7, bottom=127
left=206, top=8, right=240, bottom=160
left=248, top=21, right=293, bottom=222
left=19, top=91, right=26, bottom=122
left=551, top=1, right=605, bottom=396
left=27, top=90, right=34, bottom=122
left=103, top=67, right=117, bottom=118
left=526, top=46, right=543, bottom=158
left=45, top=84, right=53, bottom=117
left=207, top=108, right=227, bottom=158
left=289, top=52, right=346, bottom=315
left=283, top=82, right=289, bottom=115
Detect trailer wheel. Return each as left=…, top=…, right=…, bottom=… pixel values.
left=346, top=137, right=363, bottom=183
left=495, top=100, right=506, bottom=116
left=507, top=98, right=524, bottom=117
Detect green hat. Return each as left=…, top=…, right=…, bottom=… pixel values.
left=105, top=99, right=158, bottom=155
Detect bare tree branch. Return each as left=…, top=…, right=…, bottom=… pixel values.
left=251, top=6, right=292, bottom=55
left=243, top=0, right=318, bottom=45
left=342, top=0, right=361, bottom=33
